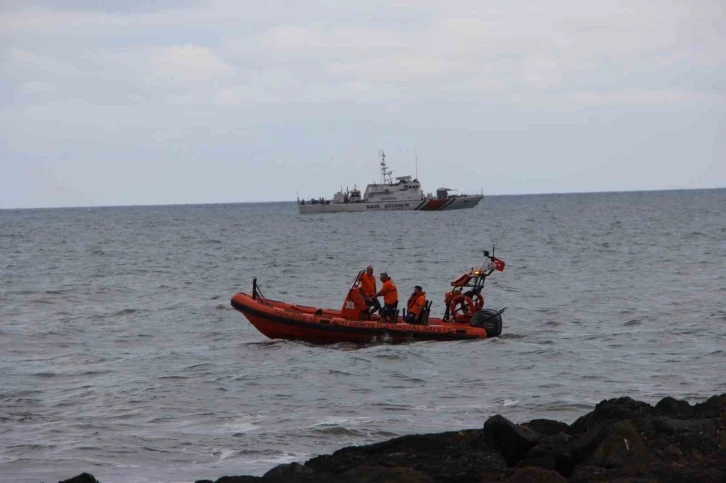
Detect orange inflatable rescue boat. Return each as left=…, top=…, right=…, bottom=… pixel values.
left=231, top=250, right=506, bottom=344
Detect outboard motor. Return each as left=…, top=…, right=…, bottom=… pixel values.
left=470, top=308, right=504, bottom=337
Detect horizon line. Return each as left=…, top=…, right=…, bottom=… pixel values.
left=1, top=186, right=724, bottom=211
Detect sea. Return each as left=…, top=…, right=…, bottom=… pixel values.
left=1, top=189, right=725, bottom=483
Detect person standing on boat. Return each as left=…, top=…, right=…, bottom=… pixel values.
left=403, top=286, right=427, bottom=324
left=359, top=265, right=380, bottom=315
left=376, top=273, right=398, bottom=322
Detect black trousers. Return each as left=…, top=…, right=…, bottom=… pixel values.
left=380, top=302, right=398, bottom=320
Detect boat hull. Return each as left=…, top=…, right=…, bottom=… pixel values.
left=231, top=293, right=490, bottom=344
left=298, top=195, right=483, bottom=214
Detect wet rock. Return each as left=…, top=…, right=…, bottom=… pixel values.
left=582, top=420, right=647, bottom=469
left=519, top=433, right=573, bottom=475
left=343, top=465, right=433, bottom=483
left=59, top=474, right=99, bottom=483
left=66, top=392, right=726, bottom=483
left=654, top=396, right=695, bottom=418
left=507, top=466, right=567, bottom=483
left=522, top=419, right=569, bottom=437
left=693, top=394, right=726, bottom=419
left=483, top=415, right=540, bottom=465
left=262, top=462, right=314, bottom=479
left=677, top=432, right=720, bottom=457
left=652, top=417, right=717, bottom=435
left=567, top=397, right=652, bottom=436
left=306, top=429, right=508, bottom=482
left=206, top=476, right=260, bottom=482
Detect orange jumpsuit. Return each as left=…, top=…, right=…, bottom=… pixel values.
left=378, top=279, right=398, bottom=305
left=359, top=272, right=377, bottom=298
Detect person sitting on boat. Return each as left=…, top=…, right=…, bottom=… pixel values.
left=376, top=273, right=398, bottom=322
left=403, top=286, right=426, bottom=324
left=359, top=265, right=380, bottom=315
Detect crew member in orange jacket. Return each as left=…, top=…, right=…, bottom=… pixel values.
left=359, top=265, right=380, bottom=314
left=403, top=286, right=427, bottom=324
left=376, top=273, right=398, bottom=322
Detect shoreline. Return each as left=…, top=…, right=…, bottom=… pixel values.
left=60, top=393, right=725, bottom=483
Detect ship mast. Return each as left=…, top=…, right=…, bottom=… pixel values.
left=379, top=150, right=393, bottom=185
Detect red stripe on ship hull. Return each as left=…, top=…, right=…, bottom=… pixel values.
left=418, top=199, right=449, bottom=211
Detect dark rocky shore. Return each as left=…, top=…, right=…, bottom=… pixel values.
left=61, top=393, right=725, bottom=483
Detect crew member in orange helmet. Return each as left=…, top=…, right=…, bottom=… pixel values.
left=376, top=272, right=398, bottom=322
left=403, top=285, right=426, bottom=324
left=359, top=265, right=380, bottom=315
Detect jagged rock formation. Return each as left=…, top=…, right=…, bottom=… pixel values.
left=59, top=393, right=725, bottom=483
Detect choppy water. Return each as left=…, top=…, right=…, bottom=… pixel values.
left=1, top=189, right=725, bottom=483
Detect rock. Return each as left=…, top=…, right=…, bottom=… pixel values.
left=677, top=432, right=720, bottom=456
left=583, top=420, right=647, bottom=469
left=519, top=433, right=573, bottom=475
left=570, top=422, right=613, bottom=465
left=343, top=465, right=433, bottom=483
left=483, top=415, right=540, bottom=465
left=307, top=429, right=508, bottom=482
left=262, top=462, right=313, bottom=479
left=64, top=393, right=726, bottom=483
left=654, top=396, right=695, bottom=418
left=522, top=419, right=569, bottom=437
left=506, top=466, right=566, bottom=482
left=693, top=394, right=726, bottom=419
left=59, top=474, right=99, bottom=483
left=213, top=476, right=262, bottom=482
left=567, top=397, right=652, bottom=436
left=652, top=417, right=717, bottom=435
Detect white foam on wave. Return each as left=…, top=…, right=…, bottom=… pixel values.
left=246, top=451, right=310, bottom=466
left=312, top=416, right=372, bottom=427
left=217, top=421, right=259, bottom=434
left=216, top=448, right=235, bottom=462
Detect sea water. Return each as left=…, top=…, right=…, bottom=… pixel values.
left=1, top=189, right=724, bottom=482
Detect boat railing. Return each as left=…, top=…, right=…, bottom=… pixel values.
left=252, top=278, right=270, bottom=305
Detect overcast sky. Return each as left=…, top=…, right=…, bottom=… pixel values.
left=1, top=0, right=724, bottom=208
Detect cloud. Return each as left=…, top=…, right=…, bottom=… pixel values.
left=1, top=0, right=724, bottom=207
left=568, top=90, right=722, bottom=106
left=146, top=44, right=234, bottom=82
left=18, top=80, right=55, bottom=94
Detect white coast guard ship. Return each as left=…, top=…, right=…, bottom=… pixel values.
left=298, top=151, right=484, bottom=214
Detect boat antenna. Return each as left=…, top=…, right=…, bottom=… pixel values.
left=379, top=150, right=393, bottom=184
left=490, top=224, right=509, bottom=257
left=415, top=147, right=418, bottom=180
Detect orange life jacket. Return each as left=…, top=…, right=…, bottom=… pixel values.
left=378, top=279, right=398, bottom=305
left=359, top=272, right=377, bottom=297
left=407, top=292, right=427, bottom=317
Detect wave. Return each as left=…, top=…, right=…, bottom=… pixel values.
left=311, top=426, right=363, bottom=437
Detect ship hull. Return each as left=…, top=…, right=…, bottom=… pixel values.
left=298, top=195, right=483, bottom=214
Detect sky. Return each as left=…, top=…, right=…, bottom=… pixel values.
left=1, top=0, right=724, bottom=208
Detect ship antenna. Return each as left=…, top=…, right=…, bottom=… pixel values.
left=379, top=149, right=393, bottom=184
left=491, top=224, right=509, bottom=257
left=415, top=148, right=418, bottom=180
